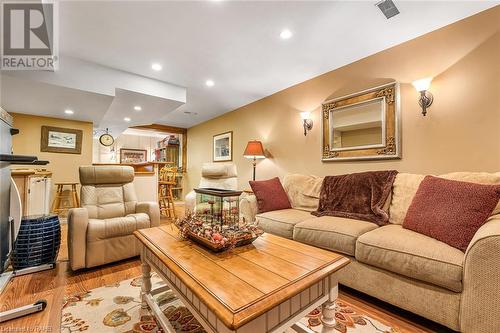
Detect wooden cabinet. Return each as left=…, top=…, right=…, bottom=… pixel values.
left=11, top=169, right=52, bottom=216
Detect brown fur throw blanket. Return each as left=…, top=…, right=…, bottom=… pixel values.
left=312, top=170, right=398, bottom=225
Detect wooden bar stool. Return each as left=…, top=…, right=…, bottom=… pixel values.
left=51, top=182, right=79, bottom=215
left=158, top=166, right=177, bottom=219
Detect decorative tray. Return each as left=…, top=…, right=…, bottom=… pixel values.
left=176, top=214, right=263, bottom=252
left=186, top=230, right=259, bottom=252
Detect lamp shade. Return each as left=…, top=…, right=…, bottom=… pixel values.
left=412, top=77, right=432, bottom=92
left=243, top=140, right=265, bottom=159
left=300, top=111, right=311, bottom=120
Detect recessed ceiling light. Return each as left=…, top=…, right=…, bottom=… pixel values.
left=64, top=109, right=74, bottom=115
left=134, top=105, right=142, bottom=111
left=280, top=29, right=293, bottom=40
left=151, top=63, right=162, bottom=71
left=124, top=117, right=131, bottom=122
left=205, top=80, right=215, bottom=87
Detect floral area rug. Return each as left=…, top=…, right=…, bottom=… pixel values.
left=61, top=274, right=205, bottom=333
left=61, top=275, right=400, bottom=333
left=287, top=302, right=400, bottom=333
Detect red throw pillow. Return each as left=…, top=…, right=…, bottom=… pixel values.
left=249, top=177, right=291, bottom=213
left=403, top=175, right=500, bottom=252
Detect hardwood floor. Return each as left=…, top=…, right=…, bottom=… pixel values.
left=0, top=208, right=453, bottom=333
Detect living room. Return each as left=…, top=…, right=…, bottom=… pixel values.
left=0, top=1, right=499, bottom=333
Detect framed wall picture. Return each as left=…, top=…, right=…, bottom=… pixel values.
left=40, top=126, right=83, bottom=154
left=120, top=148, right=147, bottom=163
left=213, top=131, right=233, bottom=162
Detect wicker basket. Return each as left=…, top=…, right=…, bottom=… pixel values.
left=11, top=214, right=61, bottom=270
left=186, top=230, right=259, bottom=252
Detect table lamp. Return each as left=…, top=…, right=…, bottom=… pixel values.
left=243, top=140, right=265, bottom=181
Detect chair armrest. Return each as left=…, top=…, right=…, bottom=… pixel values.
left=136, top=201, right=160, bottom=227
left=240, top=192, right=258, bottom=223
left=461, top=214, right=500, bottom=332
left=67, top=208, right=89, bottom=271
left=185, top=191, right=196, bottom=215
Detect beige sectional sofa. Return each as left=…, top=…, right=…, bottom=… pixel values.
left=240, top=172, right=500, bottom=333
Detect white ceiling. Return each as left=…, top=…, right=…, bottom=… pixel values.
left=1, top=1, right=498, bottom=129
left=1, top=55, right=186, bottom=134
left=1, top=75, right=113, bottom=123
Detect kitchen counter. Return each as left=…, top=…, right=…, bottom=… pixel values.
left=91, top=162, right=178, bottom=202
left=92, top=162, right=173, bottom=175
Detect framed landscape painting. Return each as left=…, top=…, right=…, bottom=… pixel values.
left=213, top=131, right=232, bottom=162
left=40, top=126, right=83, bottom=154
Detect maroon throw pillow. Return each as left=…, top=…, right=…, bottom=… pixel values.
left=249, top=177, right=291, bottom=213
left=403, top=175, right=500, bottom=252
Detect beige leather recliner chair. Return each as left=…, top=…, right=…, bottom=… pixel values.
left=68, top=165, right=160, bottom=271
left=184, top=163, right=238, bottom=214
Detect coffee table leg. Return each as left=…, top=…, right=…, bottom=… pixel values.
left=141, top=258, right=152, bottom=310
left=321, top=274, right=338, bottom=333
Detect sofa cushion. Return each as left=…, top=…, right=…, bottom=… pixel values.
left=282, top=174, right=323, bottom=211
left=389, top=173, right=426, bottom=224
left=439, top=172, right=500, bottom=216
left=250, top=177, right=291, bottom=213
left=356, top=225, right=464, bottom=292
left=256, top=209, right=313, bottom=239
left=403, top=176, right=500, bottom=252
left=87, top=213, right=150, bottom=242
left=389, top=172, right=500, bottom=225
left=293, top=216, right=378, bottom=256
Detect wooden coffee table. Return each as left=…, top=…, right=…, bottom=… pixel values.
left=134, top=225, right=349, bottom=333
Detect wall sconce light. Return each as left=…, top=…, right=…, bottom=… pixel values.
left=300, top=111, right=313, bottom=136
left=412, top=77, right=433, bottom=116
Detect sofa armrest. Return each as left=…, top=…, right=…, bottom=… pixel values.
left=185, top=190, right=196, bottom=215
left=136, top=201, right=160, bottom=227
left=240, top=192, right=258, bottom=223
left=67, top=208, right=89, bottom=271
left=461, top=214, right=500, bottom=332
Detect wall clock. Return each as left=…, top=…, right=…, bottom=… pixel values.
left=99, top=131, right=114, bottom=147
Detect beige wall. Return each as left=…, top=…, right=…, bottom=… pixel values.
left=11, top=113, right=93, bottom=189
left=187, top=7, right=500, bottom=191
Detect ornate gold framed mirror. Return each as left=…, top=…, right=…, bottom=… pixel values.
left=321, top=82, right=401, bottom=161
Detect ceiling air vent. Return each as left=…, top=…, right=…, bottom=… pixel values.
left=376, top=0, right=400, bottom=19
